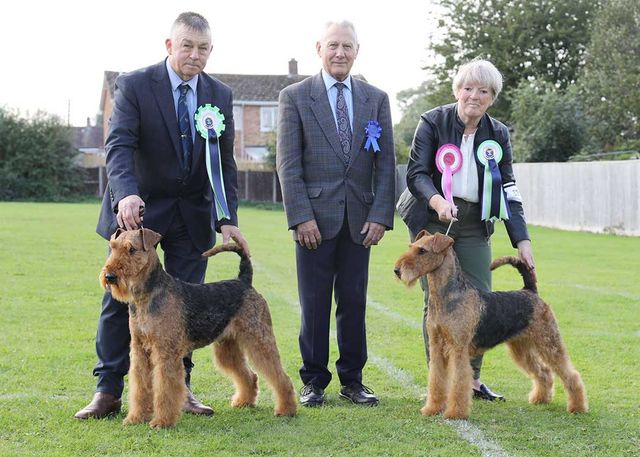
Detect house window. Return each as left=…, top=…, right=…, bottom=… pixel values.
left=233, top=106, right=243, bottom=130
left=245, top=146, right=269, bottom=162
left=260, top=106, right=278, bottom=132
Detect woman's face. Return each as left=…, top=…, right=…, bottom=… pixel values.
left=455, top=80, right=494, bottom=123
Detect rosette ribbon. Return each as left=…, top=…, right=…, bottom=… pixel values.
left=476, top=140, right=510, bottom=222
left=435, top=144, right=463, bottom=204
left=194, top=104, right=230, bottom=221
left=364, top=120, right=382, bottom=152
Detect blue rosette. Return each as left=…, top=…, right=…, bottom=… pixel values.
left=364, top=120, right=382, bottom=152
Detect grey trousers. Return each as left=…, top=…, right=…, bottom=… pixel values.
left=409, top=198, right=491, bottom=380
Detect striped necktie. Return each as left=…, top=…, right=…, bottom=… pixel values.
left=178, top=83, right=193, bottom=175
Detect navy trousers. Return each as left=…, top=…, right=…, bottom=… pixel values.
left=296, top=220, right=371, bottom=389
left=93, top=209, right=208, bottom=398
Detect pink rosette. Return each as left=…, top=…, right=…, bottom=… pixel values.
left=435, top=144, right=463, bottom=204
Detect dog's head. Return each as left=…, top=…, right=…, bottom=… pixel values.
left=99, top=228, right=162, bottom=303
left=393, top=230, right=454, bottom=287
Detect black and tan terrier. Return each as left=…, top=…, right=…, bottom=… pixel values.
left=100, top=228, right=297, bottom=428
left=394, top=230, right=587, bottom=420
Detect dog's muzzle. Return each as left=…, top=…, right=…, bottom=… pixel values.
left=104, top=272, right=118, bottom=284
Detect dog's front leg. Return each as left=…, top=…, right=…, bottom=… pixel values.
left=148, top=349, right=187, bottom=428
left=443, top=346, right=473, bottom=420
left=422, top=330, right=448, bottom=416
left=124, top=333, right=153, bottom=425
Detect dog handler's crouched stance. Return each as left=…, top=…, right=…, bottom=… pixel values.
left=100, top=228, right=296, bottom=428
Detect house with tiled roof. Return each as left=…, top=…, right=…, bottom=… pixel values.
left=99, top=59, right=308, bottom=170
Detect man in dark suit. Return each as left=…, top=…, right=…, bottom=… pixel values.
left=75, top=12, right=248, bottom=419
left=276, top=20, right=395, bottom=407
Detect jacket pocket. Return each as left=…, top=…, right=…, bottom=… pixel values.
left=307, top=187, right=322, bottom=199
left=362, top=191, right=374, bottom=204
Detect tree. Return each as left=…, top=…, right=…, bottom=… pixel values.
left=510, top=82, right=586, bottom=162
left=0, top=108, right=83, bottom=200
left=428, top=0, right=600, bottom=122
left=578, top=0, right=640, bottom=151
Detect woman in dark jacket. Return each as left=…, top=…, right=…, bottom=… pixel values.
left=397, top=59, right=535, bottom=401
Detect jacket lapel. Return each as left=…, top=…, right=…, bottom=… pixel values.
left=309, top=72, right=346, bottom=164
left=150, top=61, right=182, bottom=164
left=348, top=78, right=371, bottom=168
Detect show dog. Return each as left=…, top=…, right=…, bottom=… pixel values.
left=394, top=230, right=587, bottom=420
left=100, top=228, right=297, bottom=428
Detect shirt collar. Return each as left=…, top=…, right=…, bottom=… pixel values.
left=321, top=68, right=352, bottom=92
left=165, top=58, right=199, bottom=93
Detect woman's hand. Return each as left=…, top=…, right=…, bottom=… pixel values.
left=516, top=239, right=536, bottom=280
left=429, top=194, right=458, bottom=223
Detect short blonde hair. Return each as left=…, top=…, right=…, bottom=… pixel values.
left=452, top=59, right=503, bottom=101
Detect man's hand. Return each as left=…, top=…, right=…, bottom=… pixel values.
left=221, top=225, right=250, bottom=257
left=295, top=219, right=322, bottom=250
left=361, top=222, right=386, bottom=248
left=429, top=194, right=458, bottom=223
left=116, top=195, right=145, bottom=230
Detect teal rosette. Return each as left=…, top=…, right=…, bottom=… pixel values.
left=195, top=104, right=229, bottom=220
left=475, top=140, right=510, bottom=222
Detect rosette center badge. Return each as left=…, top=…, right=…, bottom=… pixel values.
left=195, top=104, right=226, bottom=138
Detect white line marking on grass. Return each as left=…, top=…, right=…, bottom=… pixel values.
left=368, top=353, right=515, bottom=457
left=548, top=282, right=639, bottom=301
left=252, top=260, right=514, bottom=457
left=367, top=297, right=422, bottom=330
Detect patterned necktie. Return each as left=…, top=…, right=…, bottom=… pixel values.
left=178, top=83, right=193, bottom=175
left=334, top=82, right=352, bottom=160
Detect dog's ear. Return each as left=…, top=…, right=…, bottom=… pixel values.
left=431, top=232, right=454, bottom=253
left=415, top=229, right=431, bottom=241
left=111, top=228, right=124, bottom=240
left=140, top=228, right=162, bottom=251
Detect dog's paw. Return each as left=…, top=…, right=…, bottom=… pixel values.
left=123, top=414, right=146, bottom=425
left=420, top=404, right=442, bottom=416
left=149, top=417, right=177, bottom=429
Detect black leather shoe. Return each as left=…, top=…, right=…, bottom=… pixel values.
left=473, top=383, right=505, bottom=401
left=300, top=383, right=325, bottom=407
left=339, top=383, right=379, bottom=406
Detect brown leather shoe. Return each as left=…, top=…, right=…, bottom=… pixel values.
left=182, top=390, right=213, bottom=416
left=74, top=392, right=122, bottom=419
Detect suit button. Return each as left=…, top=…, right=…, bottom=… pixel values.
left=339, top=200, right=344, bottom=206
left=177, top=178, right=183, bottom=184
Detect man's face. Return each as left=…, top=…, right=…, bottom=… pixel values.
left=316, top=24, right=359, bottom=82
left=166, top=25, right=212, bottom=81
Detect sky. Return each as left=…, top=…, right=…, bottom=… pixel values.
left=0, top=0, right=441, bottom=127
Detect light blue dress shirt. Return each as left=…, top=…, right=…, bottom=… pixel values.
left=321, top=69, right=354, bottom=132
left=166, top=59, right=198, bottom=142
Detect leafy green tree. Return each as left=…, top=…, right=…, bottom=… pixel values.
left=579, top=0, right=640, bottom=151
left=427, top=0, right=600, bottom=122
left=510, top=82, right=586, bottom=162
left=0, top=108, right=83, bottom=200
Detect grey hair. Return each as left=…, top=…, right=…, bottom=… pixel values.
left=452, top=59, right=503, bottom=101
left=171, top=12, right=210, bottom=35
left=319, top=20, right=359, bottom=44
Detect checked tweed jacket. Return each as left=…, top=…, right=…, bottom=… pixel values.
left=276, top=72, right=396, bottom=243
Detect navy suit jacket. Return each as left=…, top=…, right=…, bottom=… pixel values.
left=96, top=60, right=238, bottom=252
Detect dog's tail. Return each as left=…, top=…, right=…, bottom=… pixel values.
left=202, top=244, right=252, bottom=285
left=490, top=256, right=537, bottom=293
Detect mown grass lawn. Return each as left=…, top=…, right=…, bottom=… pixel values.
left=0, top=201, right=638, bottom=456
